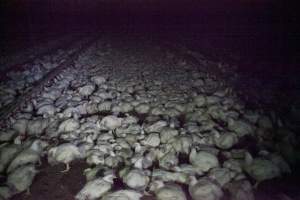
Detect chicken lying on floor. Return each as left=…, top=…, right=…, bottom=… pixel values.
left=244, top=158, right=281, bottom=188
left=75, top=170, right=116, bottom=200
left=7, top=164, right=38, bottom=195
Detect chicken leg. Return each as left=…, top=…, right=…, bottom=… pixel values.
left=26, top=188, right=31, bottom=195
left=61, top=163, right=70, bottom=173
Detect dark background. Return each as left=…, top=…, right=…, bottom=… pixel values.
left=0, top=0, right=299, bottom=72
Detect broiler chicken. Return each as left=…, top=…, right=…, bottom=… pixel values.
left=48, top=143, right=82, bottom=172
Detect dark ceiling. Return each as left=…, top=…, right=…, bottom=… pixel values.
left=0, top=0, right=298, bottom=66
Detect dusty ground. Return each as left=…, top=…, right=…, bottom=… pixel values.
left=10, top=160, right=88, bottom=200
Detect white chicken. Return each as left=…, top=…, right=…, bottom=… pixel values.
left=6, top=139, right=46, bottom=173
left=75, top=171, right=116, bottom=200
left=189, top=148, right=219, bottom=172
left=48, top=143, right=82, bottom=172
left=0, top=144, right=21, bottom=173
left=98, top=115, right=122, bottom=130
left=27, top=139, right=49, bottom=155
left=121, top=169, right=150, bottom=190
left=58, top=118, right=80, bottom=133
left=102, top=189, right=143, bottom=200
left=188, top=176, right=223, bottom=200
left=6, top=148, right=41, bottom=173
left=7, top=164, right=38, bottom=194
left=224, top=180, right=255, bottom=200
left=151, top=181, right=187, bottom=200
left=0, top=129, right=16, bottom=142
left=12, top=119, right=28, bottom=135
left=243, top=158, right=281, bottom=187
left=26, top=118, right=49, bottom=136
left=0, top=186, right=13, bottom=199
